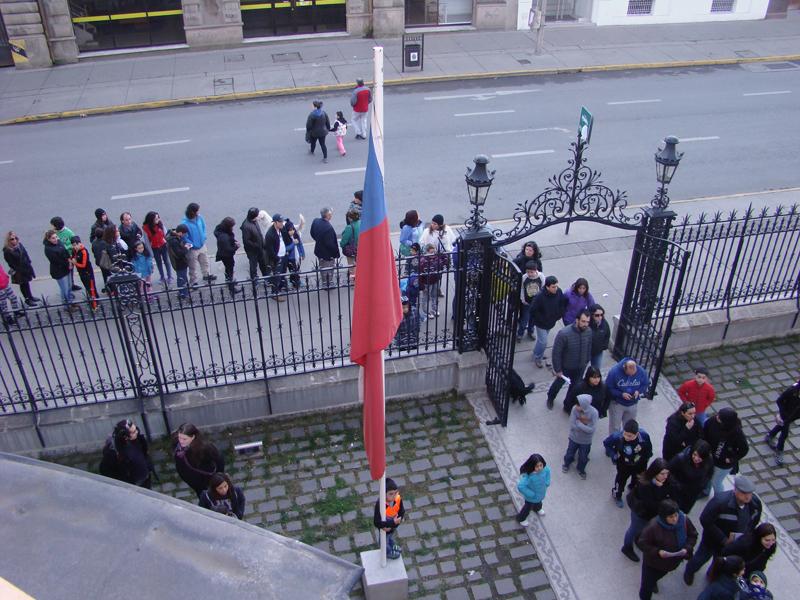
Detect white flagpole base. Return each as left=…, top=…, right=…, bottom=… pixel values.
left=359, top=549, right=408, bottom=600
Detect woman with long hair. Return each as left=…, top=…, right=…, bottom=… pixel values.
left=515, top=453, right=551, bottom=524
left=721, top=523, right=777, bottom=576
left=663, top=402, right=703, bottom=461
left=143, top=211, right=172, bottom=285
left=214, top=216, right=241, bottom=294
left=173, top=422, right=225, bottom=497
left=698, top=555, right=747, bottom=599
left=98, top=419, right=153, bottom=488
left=513, top=241, right=542, bottom=273
left=199, top=472, right=246, bottom=520
left=563, top=277, right=595, bottom=326
left=703, top=407, right=749, bottom=497
left=3, top=231, right=39, bottom=306
left=563, top=365, right=610, bottom=416
left=667, top=439, right=713, bottom=513
left=399, top=210, right=424, bottom=257
left=43, top=229, right=76, bottom=310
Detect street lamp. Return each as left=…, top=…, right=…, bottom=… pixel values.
left=465, top=154, right=495, bottom=230
left=652, top=135, right=683, bottom=210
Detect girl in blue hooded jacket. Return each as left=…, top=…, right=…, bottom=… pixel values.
left=515, top=453, right=551, bottom=525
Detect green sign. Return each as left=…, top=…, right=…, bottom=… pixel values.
left=579, top=106, right=593, bottom=144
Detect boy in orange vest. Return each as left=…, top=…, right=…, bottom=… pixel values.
left=373, top=477, right=406, bottom=559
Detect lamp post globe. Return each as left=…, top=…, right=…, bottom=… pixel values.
left=652, top=136, right=683, bottom=210
left=465, top=154, right=495, bottom=230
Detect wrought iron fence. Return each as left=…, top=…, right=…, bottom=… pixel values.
left=668, top=204, right=800, bottom=315
left=0, top=255, right=458, bottom=414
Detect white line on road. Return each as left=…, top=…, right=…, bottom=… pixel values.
left=0, top=160, right=13, bottom=165
left=454, top=110, right=516, bottom=117
left=492, top=150, right=555, bottom=158
left=315, top=167, right=366, bottom=177
left=607, top=99, right=662, bottom=105
left=742, top=90, right=791, bottom=97
left=293, top=127, right=306, bottom=131
left=457, top=127, right=570, bottom=138
left=124, top=139, right=191, bottom=150
left=679, top=136, right=720, bottom=142
left=424, top=90, right=537, bottom=101
left=111, top=187, right=191, bottom=200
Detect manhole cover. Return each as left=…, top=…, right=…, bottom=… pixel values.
left=272, top=52, right=302, bottom=64
left=517, top=59, right=531, bottom=65
left=225, top=53, right=245, bottom=63
left=763, top=62, right=798, bottom=70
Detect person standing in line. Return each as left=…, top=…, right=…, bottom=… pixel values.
left=284, top=216, right=305, bottom=289
left=563, top=365, right=610, bottom=416
left=99, top=419, right=154, bottom=489
left=50, top=216, right=81, bottom=292
left=603, top=419, right=653, bottom=508
left=721, top=523, right=777, bottom=578
left=166, top=225, right=192, bottom=299
left=181, top=203, right=215, bottom=286
left=0, top=263, right=23, bottom=325
left=240, top=208, right=268, bottom=280
left=264, top=213, right=290, bottom=300
left=418, top=243, right=448, bottom=320
left=530, top=275, right=567, bottom=369
left=340, top=210, right=360, bottom=282
left=703, top=407, right=749, bottom=497
left=256, top=210, right=273, bottom=238
left=517, top=260, right=544, bottom=342
left=43, top=229, right=78, bottom=310
left=394, top=296, right=420, bottom=352
left=419, top=214, right=457, bottom=257
left=306, top=99, right=331, bottom=163
left=199, top=473, right=246, bottom=520
left=131, top=240, right=154, bottom=300
left=173, top=422, right=225, bottom=498
left=546, top=309, right=592, bottom=410
left=350, top=78, right=372, bottom=140
left=119, top=212, right=149, bottom=259
left=606, top=357, right=650, bottom=435
left=143, top=211, right=172, bottom=286
left=588, top=303, right=611, bottom=371
left=3, top=231, right=39, bottom=307
left=71, top=236, right=98, bottom=310
left=347, top=190, right=363, bottom=224
left=637, top=499, right=698, bottom=600
left=214, top=217, right=241, bottom=295
left=398, top=210, right=424, bottom=256
left=310, top=207, right=340, bottom=288
left=668, top=440, right=714, bottom=514
left=764, top=377, right=800, bottom=466
left=513, top=241, right=543, bottom=273
left=696, top=555, right=748, bottom=600
left=663, top=402, right=703, bottom=461
left=682, top=475, right=762, bottom=586
left=89, top=208, right=109, bottom=243
left=678, top=367, right=716, bottom=426
left=562, top=277, right=595, bottom=326
left=515, top=453, right=551, bottom=524
left=562, top=394, right=599, bottom=480
left=330, top=110, right=348, bottom=156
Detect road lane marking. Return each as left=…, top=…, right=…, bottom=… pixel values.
left=457, top=126, right=569, bottom=138
left=0, top=160, right=13, bottom=165
left=607, top=99, right=662, bottom=105
left=679, top=136, right=720, bottom=142
left=742, top=90, right=791, bottom=97
left=124, top=139, right=191, bottom=150
left=424, top=90, right=538, bottom=101
left=293, top=127, right=306, bottom=131
left=111, top=187, right=190, bottom=200
left=492, top=150, right=555, bottom=158
left=454, top=110, right=516, bottom=117
left=315, top=167, right=366, bottom=177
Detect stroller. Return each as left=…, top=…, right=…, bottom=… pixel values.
left=508, top=369, right=535, bottom=405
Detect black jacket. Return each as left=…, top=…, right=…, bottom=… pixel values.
left=550, top=323, right=592, bottom=373
left=167, top=232, right=190, bottom=271
left=703, top=418, right=749, bottom=471
left=89, top=219, right=107, bottom=243
left=776, top=383, right=800, bottom=423
left=721, top=531, right=776, bottom=575
left=3, top=243, right=35, bottom=281
left=174, top=442, right=225, bottom=494
left=43, top=240, right=71, bottom=279
left=214, top=225, right=238, bottom=261
left=264, top=226, right=292, bottom=264
left=306, top=109, right=331, bottom=138
left=199, top=486, right=246, bottom=520
left=310, top=217, right=340, bottom=261
left=240, top=218, right=264, bottom=258
left=564, top=380, right=610, bottom=417
left=99, top=435, right=152, bottom=488
left=589, top=317, right=611, bottom=356
left=627, top=478, right=680, bottom=520
left=373, top=497, right=406, bottom=533
left=530, top=287, right=567, bottom=330
left=698, top=489, right=762, bottom=552
left=662, top=411, right=703, bottom=461
left=119, top=222, right=144, bottom=257
left=667, top=452, right=713, bottom=513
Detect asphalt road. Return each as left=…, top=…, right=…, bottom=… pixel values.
left=2, top=63, right=800, bottom=276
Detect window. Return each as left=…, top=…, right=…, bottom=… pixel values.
left=627, top=1, right=653, bottom=16
left=711, top=0, right=735, bottom=12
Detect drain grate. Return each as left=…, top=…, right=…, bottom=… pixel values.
left=763, top=62, right=798, bottom=71
left=224, top=53, right=245, bottom=63
left=517, top=58, right=531, bottom=65
left=272, top=52, right=302, bottom=64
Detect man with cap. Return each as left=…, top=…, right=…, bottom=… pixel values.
left=264, top=213, right=290, bottom=300
left=683, top=475, right=761, bottom=586
left=703, top=407, right=749, bottom=497
left=90, top=209, right=109, bottom=243
left=678, top=367, right=716, bottom=426
left=350, top=78, right=372, bottom=140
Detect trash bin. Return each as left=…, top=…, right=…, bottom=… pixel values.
left=402, top=34, right=424, bottom=72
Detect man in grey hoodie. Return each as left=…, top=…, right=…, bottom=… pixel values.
left=562, top=394, right=599, bottom=480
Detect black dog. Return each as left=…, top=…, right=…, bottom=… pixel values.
left=509, top=369, right=535, bottom=405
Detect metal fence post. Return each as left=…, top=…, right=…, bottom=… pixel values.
left=2, top=325, right=45, bottom=447
left=454, top=228, right=494, bottom=352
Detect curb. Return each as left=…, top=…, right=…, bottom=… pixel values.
left=2, top=53, right=799, bottom=126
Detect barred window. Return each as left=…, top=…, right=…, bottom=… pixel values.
left=711, top=0, right=735, bottom=12
left=627, top=1, right=654, bottom=16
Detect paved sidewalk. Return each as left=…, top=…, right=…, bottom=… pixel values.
left=1, top=11, right=799, bottom=124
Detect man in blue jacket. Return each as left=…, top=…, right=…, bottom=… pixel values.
left=310, top=207, right=340, bottom=287
left=181, top=202, right=215, bottom=286
left=606, top=357, right=649, bottom=436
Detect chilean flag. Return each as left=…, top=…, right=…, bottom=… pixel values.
left=350, top=65, right=403, bottom=481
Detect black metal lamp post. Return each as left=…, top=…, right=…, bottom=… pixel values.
left=651, top=136, right=683, bottom=211
left=465, top=155, right=495, bottom=231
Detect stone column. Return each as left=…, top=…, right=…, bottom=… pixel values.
left=347, top=0, right=371, bottom=36
left=474, top=0, right=508, bottom=29
left=372, top=0, right=404, bottom=36
left=181, top=0, right=243, bottom=47
left=0, top=0, right=52, bottom=68
left=38, top=0, right=78, bottom=64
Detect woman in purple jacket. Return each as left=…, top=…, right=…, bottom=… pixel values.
left=563, top=278, right=595, bottom=325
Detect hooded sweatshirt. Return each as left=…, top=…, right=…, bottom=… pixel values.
left=568, top=394, right=599, bottom=445
left=606, top=357, right=650, bottom=406
left=517, top=465, right=551, bottom=504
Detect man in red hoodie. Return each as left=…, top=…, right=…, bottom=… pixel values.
left=677, top=367, right=716, bottom=426
left=350, top=78, right=372, bottom=140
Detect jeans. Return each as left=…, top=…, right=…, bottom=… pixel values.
left=310, top=135, right=328, bottom=159
left=768, top=421, right=792, bottom=452
left=684, top=541, right=714, bottom=579
left=517, top=303, right=533, bottom=336
left=152, top=245, right=172, bottom=281
left=55, top=274, right=74, bottom=304
left=705, top=466, right=731, bottom=497
left=590, top=351, right=604, bottom=371
left=623, top=512, right=649, bottom=551
left=613, top=463, right=645, bottom=500
left=220, top=256, right=236, bottom=292
left=547, top=367, right=584, bottom=403
left=269, top=257, right=287, bottom=293
left=639, top=563, right=668, bottom=600
left=176, top=268, right=189, bottom=298
left=696, top=411, right=710, bottom=427
left=420, top=282, right=440, bottom=318
left=532, top=326, right=550, bottom=360
left=564, top=439, right=591, bottom=474
left=516, top=500, right=543, bottom=522
left=608, top=401, right=639, bottom=436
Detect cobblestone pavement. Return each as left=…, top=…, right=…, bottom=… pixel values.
left=46, top=393, right=554, bottom=600
left=663, top=334, right=800, bottom=546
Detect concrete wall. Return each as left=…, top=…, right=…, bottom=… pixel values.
left=182, top=0, right=243, bottom=47
left=372, top=0, right=404, bottom=36
left=0, top=351, right=488, bottom=456
left=0, top=0, right=51, bottom=67
left=38, top=0, right=77, bottom=63
left=475, top=0, right=508, bottom=29
left=594, top=0, right=768, bottom=26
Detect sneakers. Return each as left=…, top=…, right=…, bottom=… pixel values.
left=519, top=520, right=529, bottom=527
left=765, top=434, right=777, bottom=450
left=621, top=546, right=640, bottom=562
left=534, top=358, right=544, bottom=368
left=528, top=331, right=535, bottom=340
left=561, top=464, right=569, bottom=473
left=536, top=508, right=545, bottom=516
left=387, top=543, right=402, bottom=560
left=683, top=570, right=694, bottom=586
left=546, top=397, right=554, bottom=410
left=775, top=451, right=784, bottom=466
left=614, top=497, right=624, bottom=508
left=578, top=471, right=587, bottom=480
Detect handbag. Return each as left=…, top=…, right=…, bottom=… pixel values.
left=98, top=249, right=113, bottom=271
left=9, top=268, right=21, bottom=284
left=342, top=225, right=357, bottom=258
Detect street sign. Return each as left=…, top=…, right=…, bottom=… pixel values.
left=579, top=106, right=593, bottom=144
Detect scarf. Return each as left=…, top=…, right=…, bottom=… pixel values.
left=656, top=511, right=687, bottom=548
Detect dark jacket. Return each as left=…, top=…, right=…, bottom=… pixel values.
left=43, top=239, right=71, bottom=279
left=662, top=411, right=703, bottom=461
left=166, top=232, right=190, bottom=271
left=627, top=478, right=680, bottom=521
left=776, top=382, right=800, bottom=424
left=564, top=380, right=610, bottom=417
left=530, top=287, right=567, bottom=330
left=667, top=452, right=713, bottom=513
left=721, top=533, right=776, bottom=575
left=589, top=316, right=611, bottom=356
left=240, top=218, right=264, bottom=258
left=119, top=222, right=145, bottom=257
left=697, top=575, right=748, bottom=600
left=173, top=441, right=225, bottom=494
left=310, top=217, right=340, bottom=261
left=99, top=435, right=152, bottom=487
left=550, top=323, right=592, bottom=373
left=373, top=497, right=406, bottom=533
left=264, top=226, right=292, bottom=264
left=199, top=486, right=246, bottom=520
left=703, top=417, right=749, bottom=471
left=603, top=429, right=653, bottom=469
left=698, top=489, right=762, bottom=552
left=638, top=514, right=698, bottom=573
left=418, top=252, right=449, bottom=287
left=394, top=306, right=421, bottom=350
left=513, top=253, right=541, bottom=274
left=3, top=243, right=35, bottom=282
left=214, top=225, right=238, bottom=261
left=306, top=108, right=331, bottom=138
left=89, top=219, right=107, bottom=243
